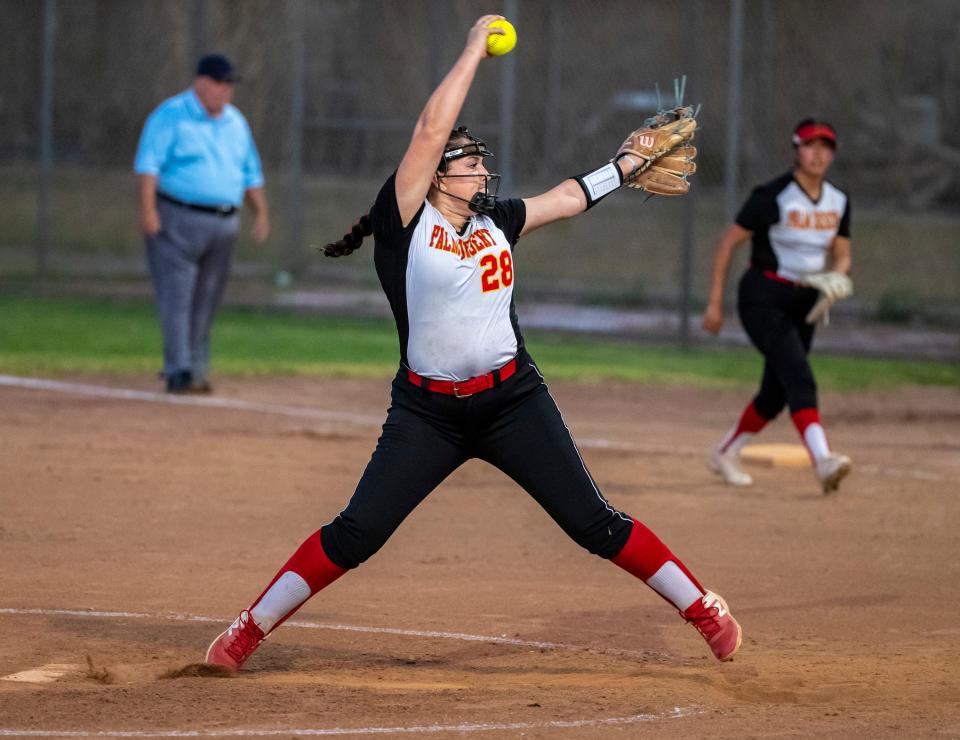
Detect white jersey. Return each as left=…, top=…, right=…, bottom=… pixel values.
left=370, top=173, right=527, bottom=381
left=736, top=172, right=851, bottom=282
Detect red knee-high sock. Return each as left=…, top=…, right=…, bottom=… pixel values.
left=249, top=529, right=347, bottom=633
left=719, top=401, right=770, bottom=454
left=791, top=407, right=830, bottom=463
left=612, top=519, right=705, bottom=610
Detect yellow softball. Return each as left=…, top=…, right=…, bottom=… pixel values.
left=486, top=19, right=517, bottom=57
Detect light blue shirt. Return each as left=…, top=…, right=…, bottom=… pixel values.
left=134, top=88, right=264, bottom=207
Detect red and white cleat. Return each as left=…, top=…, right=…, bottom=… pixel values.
left=682, top=591, right=742, bottom=662
left=205, top=610, right=266, bottom=671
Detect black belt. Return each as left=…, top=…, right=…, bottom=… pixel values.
left=158, top=192, right=238, bottom=217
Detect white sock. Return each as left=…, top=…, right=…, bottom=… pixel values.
left=645, top=561, right=703, bottom=611
left=250, top=571, right=311, bottom=634
left=725, top=431, right=753, bottom=457
left=719, top=424, right=755, bottom=456
left=803, top=423, right=830, bottom=463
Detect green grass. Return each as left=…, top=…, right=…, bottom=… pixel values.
left=527, top=332, right=960, bottom=389
left=0, top=295, right=399, bottom=378
left=1, top=295, right=957, bottom=390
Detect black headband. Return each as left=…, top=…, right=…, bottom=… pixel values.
left=439, top=127, right=495, bottom=172
left=442, top=140, right=494, bottom=162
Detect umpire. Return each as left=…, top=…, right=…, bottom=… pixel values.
left=134, top=53, right=269, bottom=394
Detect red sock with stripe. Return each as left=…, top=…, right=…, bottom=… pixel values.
left=719, top=401, right=769, bottom=455
left=612, top=519, right=705, bottom=611
left=249, top=529, right=347, bottom=634
left=791, top=407, right=830, bottom=463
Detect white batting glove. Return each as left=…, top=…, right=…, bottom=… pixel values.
left=800, top=271, right=853, bottom=301
left=799, top=271, right=853, bottom=325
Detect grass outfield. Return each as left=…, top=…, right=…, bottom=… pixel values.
left=1, top=295, right=957, bottom=389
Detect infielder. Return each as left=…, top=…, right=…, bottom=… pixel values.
left=205, top=14, right=740, bottom=671
left=702, top=119, right=853, bottom=494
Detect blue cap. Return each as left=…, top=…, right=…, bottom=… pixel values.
left=196, top=54, right=238, bottom=83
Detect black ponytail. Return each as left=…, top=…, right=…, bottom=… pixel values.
left=321, top=213, right=372, bottom=257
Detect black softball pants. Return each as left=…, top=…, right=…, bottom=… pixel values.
left=737, top=267, right=821, bottom=420
left=321, top=351, right=633, bottom=570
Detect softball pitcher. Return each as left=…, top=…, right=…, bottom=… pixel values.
left=703, top=119, right=853, bottom=494
left=204, top=14, right=740, bottom=671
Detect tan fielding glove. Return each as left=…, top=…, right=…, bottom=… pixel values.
left=615, top=106, right=699, bottom=196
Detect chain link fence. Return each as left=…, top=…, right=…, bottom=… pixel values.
left=2, top=0, right=958, bottom=328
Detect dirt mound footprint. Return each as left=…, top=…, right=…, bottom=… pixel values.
left=86, top=655, right=235, bottom=682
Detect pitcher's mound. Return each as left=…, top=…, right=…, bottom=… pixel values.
left=741, top=443, right=810, bottom=468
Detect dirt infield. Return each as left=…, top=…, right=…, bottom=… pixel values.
left=1, top=374, right=958, bottom=738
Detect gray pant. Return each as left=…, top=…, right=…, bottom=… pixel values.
left=145, top=198, right=239, bottom=383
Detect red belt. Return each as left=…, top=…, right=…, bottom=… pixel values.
left=406, top=357, right=518, bottom=398
left=762, top=269, right=797, bottom=286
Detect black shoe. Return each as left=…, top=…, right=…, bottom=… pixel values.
left=166, top=370, right=193, bottom=393
left=189, top=379, right=213, bottom=394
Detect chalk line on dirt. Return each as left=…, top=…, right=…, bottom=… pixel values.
left=0, top=706, right=697, bottom=736
left=0, top=375, right=382, bottom=427
left=0, top=374, right=945, bottom=481
left=0, top=606, right=665, bottom=662
left=0, top=605, right=695, bottom=735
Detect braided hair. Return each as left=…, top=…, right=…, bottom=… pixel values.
left=320, top=214, right=372, bottom=257
left=321, top=127, right=474, bottom=258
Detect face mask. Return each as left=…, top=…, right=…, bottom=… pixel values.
left=437, top=173, right=501, bottom=215
left=437, top=128, right=500, bottom=215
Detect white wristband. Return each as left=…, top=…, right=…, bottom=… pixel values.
left=573, top=162, right=624, bottom=209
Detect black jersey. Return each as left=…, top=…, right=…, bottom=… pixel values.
left=370, top=173, right=527, bottom=381
left=736, top=172, right=851, bottom=281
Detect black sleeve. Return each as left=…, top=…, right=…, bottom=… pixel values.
left=488, top=198, right=527, bottom=247
left=734, top=187, right=779, bottom=233
left=837, top=197, right=852, bottom=238
left=369, top=171, right=423, bottom=243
